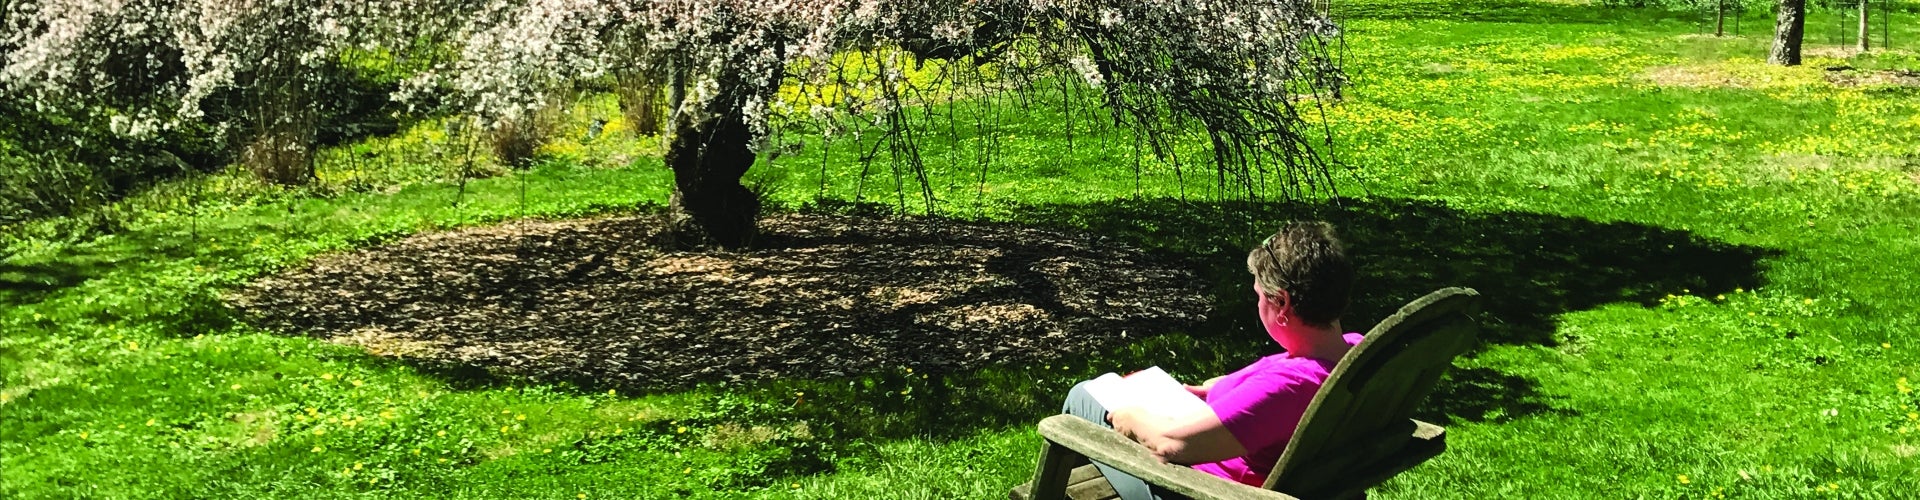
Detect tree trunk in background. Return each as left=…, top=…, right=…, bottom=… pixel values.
left=1769, top=0, right=1806, bottom=66
left=1716, top=0, right=1726, bottom=37
left=663, top=67, right=777, bottom=249
left=1857, top=0, right=1870, bottom=51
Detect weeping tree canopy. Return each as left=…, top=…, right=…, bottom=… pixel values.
left=3, top=0, right=1346, bottom=247
left=433, top=0, right=1346, bottom=247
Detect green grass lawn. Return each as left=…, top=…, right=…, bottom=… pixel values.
left=5, top=1, right=1920, bottom=498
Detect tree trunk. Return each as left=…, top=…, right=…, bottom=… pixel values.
left=1716, top=0, right=1727, bottom=37
left=1769, top=0, right=1806, bottom=66
left=1858, top=0, right=1870, bottom=51
left=663, top=67, right=776, bottom=249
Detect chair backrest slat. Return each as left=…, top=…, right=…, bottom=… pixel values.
left=1261, top=287, right=1482, bottom=496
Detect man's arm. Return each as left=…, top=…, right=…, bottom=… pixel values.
left=1107, top=407, right=1247, bottom=465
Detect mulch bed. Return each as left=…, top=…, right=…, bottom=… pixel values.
left=228, top=213, right=1210, bottom=390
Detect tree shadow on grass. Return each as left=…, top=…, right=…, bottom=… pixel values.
left=1, top=224, right=244, bottom=332
left=1010, top=197, right=1774, bottom=349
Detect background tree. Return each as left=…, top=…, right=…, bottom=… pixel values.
left=437, top=0, right=1347, bottom=249
left=1858, top=0, right=1870, bottom=51
left=1770, top=0, right=1807, bottom=65
left=2, top=0, right=474, bottom=186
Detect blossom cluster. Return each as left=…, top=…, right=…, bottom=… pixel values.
left=4, top=0, right=467, bottom=128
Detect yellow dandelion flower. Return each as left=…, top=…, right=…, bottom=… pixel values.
left=791, top=483, right=800, bottom=489
left=1677, top=474, right=1689, bottom=484
left=578, top=494, right=587, bottom=500
left=500, top=426, right=510, bottom=433
left=229, top=383, right=241, bottom=390
left=683, top=468, right=691, bottom=474
left=312, top=446, right=323, bottom=453
left=1804, top=298, right=1814, bottom=305
left=515, top=414, right=525, bottom=421
left=1827, top=482, right=1838, bottom=490
left=351, top=380, right=365, bottom=388
left=145, top=419, right=156, bottom=426
left=321, top=373, right=335, bottom=380
left=438, top=458, right=448, bottom=463
left=127, top=341, right=139, bottom=351
left=353, top=462, right=363, bottom=470
left=313, top=428, right=326, bottom=436
left=542, top=448, right=552, bottom=454
left=437, top=430, right=448, bottom=437
left=1886, top=343, right=1894, bottom=349
left=676, top=426, right=687, bottom=434
left=380, top=410, right=396, bottom=419
left=502, top=409, right=512, bottom=414
left=79, top=432, right=89, bottom=440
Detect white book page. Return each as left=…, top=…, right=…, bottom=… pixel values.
left=1082, top=366, right=1213, bottom=420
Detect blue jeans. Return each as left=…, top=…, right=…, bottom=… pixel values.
left=1062, top=380, right=1183, bottom=500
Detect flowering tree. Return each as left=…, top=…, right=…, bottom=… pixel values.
left=2, top=0, right=472, bottom=185
left=6, top=0, right=1344, bottom=245
left=434, top=0, right=1346, bottom=248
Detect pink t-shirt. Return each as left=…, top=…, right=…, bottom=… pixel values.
left=1191, top=333, right=1363, bottom=486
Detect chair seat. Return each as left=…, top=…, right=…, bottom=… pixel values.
left=1009, top=464, right=1119, bottom=500
left=1009, top=417, right=1446, bottom=500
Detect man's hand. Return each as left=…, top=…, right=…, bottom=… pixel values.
left=1184, top=375, right=1228, bottom=399
left=1105, top=407, right=1165, bottom=461
left=1106, top=406, right=1246, bottom=465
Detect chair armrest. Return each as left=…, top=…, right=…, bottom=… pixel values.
left=1036, top=415, right=1301, bottom=500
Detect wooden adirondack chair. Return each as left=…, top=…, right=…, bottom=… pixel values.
left=1010, top=287, right=1482, bottom=500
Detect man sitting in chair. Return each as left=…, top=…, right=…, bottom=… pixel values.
left=1060, top=221, right=1360, bottom=500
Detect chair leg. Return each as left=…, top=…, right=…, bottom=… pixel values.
left=1025, top=439, right=1080, bottom=500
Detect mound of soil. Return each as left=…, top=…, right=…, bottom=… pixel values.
left=229, top=213, right=1210, bottom=390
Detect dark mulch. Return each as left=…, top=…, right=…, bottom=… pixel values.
left=228, top=213, right=1210, bottom=390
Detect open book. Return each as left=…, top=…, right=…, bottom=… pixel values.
left=1082, top=366, right=1213, bottom=420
